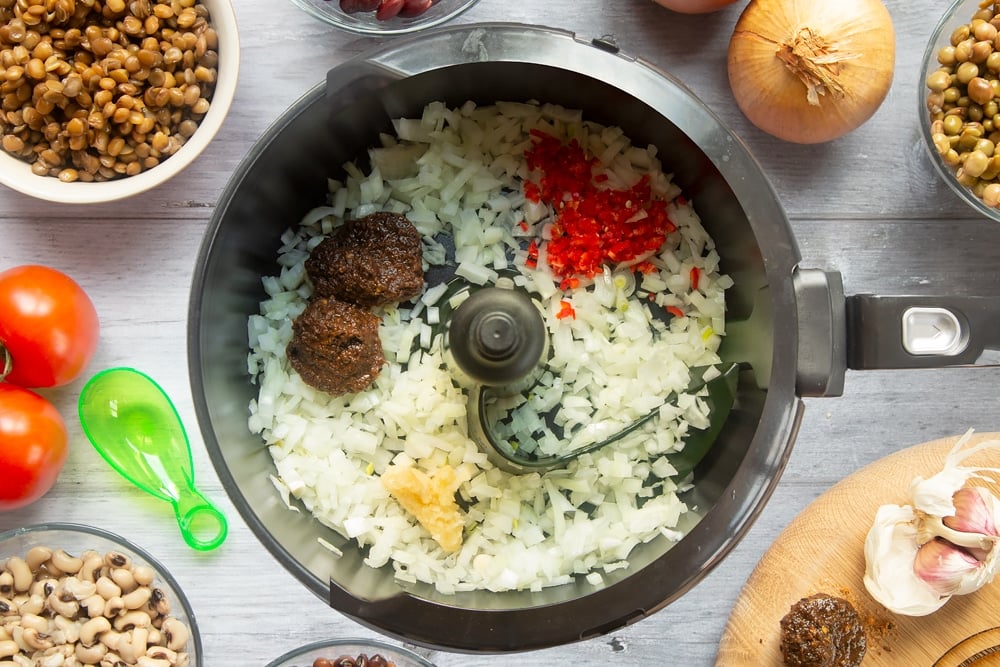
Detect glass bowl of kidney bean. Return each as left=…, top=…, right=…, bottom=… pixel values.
left=287, top=0, right=480, bottom=35
left=265, top=638, right=435, bottom=667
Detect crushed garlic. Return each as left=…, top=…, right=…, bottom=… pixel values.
left=863, top=430, right=1000, bottom=616
left=380, top=464, right=465, bottom=552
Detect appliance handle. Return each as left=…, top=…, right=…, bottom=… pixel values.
left=794, top=269, right=847, bottom=398
left=846, top=294, right=1000, bottom=371
left=795, top=270, right=1000, bottom=398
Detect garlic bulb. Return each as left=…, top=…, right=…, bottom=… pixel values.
left=863, top=430, right=1000, bottom=616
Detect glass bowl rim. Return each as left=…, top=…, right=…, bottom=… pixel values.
left=287, top=0, right=481, bottom=36
left=264, top=637, right=436, bottom=666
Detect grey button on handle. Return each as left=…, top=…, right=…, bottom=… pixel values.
left=902, top=307, right=969, bottom=356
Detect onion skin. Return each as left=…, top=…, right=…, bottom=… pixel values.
left=727, top=0, right=895, bottom=144
left=651, top=0, right=741, bottom=14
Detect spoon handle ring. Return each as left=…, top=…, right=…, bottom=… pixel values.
left=173, top=486, right=228, bottom=551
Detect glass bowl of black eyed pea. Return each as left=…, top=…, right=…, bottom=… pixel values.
left=288, top=0, right=480, bottom=36
left=265, top=638, right=435, bottom=667
left=921, top=0, right=1000, bottom=220
left=0, top=522, right=202, bottom=666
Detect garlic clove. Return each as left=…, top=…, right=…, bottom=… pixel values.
left=944, top=486, right=1000, bottom=539
left=913, top=537, right=984, bottom=596
left=864, top=504, right=950, bottom=616
left=910, top=431, right=1000, bottom=518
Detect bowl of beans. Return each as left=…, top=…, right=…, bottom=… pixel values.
left=0, top=0, right=238, bottom=204
left=922, top=0, right=1000, bottom=219
left=264, top=638, right=435, bottom=667
left=0, top=522, right=202, bottom=666
left=288, top=0, right=480, bottom=36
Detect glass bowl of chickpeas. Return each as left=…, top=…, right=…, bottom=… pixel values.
left=265, top=638, right=435, bottom=667
left=288, top=0, right=480, bottom=36
left=922, top=0, right=1000, bottom=219
left=0, top=0, right=239, bottom=204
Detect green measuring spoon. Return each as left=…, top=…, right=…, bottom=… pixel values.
left=78, top=367, right=227, bottom=551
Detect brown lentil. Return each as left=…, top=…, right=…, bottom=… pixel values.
left=0, top=0, right=220, bottom=182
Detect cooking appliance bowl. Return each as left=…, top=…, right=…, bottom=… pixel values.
left=919, top=0, right=1000, bottom=221
left=0, top=522, right=202, bottom=665
left=288, top=0, right=480, bottom=35
left=189, top=23, right=802, bottom=652
left=0, top=0, right=239, bottom=205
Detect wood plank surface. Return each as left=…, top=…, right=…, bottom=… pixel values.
left=3, top=0, right=1000, bottom=665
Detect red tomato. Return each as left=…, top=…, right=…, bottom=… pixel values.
left=0, top=383, right=68, bottom=511
left=0, top=265, right=99, bottom=388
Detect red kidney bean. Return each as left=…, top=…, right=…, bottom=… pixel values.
left=375, top=0, right=405, bottom=19
left=338, top=0, right=380, bottom=12
left=399, top=0, right=433, bottom=17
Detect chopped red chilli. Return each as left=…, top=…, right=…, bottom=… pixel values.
left=666, top=306, right=685, bottom=319
left=556, top=300, right=576, bottom=320
left=690, top=266, right=701, bottom=291
left=523, top=129, right=678, bottom=288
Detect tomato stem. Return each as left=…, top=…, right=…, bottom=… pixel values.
left=0, top=344, right=10, bottom=382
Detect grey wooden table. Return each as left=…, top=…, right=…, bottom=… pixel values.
left=3, top=0, right=1000, bottom=664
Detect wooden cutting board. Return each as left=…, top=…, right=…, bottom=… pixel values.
left=716, top=432, right=1000, bottom=667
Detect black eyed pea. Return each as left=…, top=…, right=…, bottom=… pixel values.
left=161, top=618, right=188, bottom=653
left=79, top=616, right=112, bottom=647
left=17, top=594, right=43, bottom=617
left=79, top=553, right=104, bottom=583
left=45, top=591, right=78, bottom=618
left=24, top=548, right=52, bottom=573
left=81, top=593, right=106, bottom=618
left=50, top=550, right=84, bottom=575
left=52, top=613, right=80, bottom=644
left=113, top=609, right=151, bottom=632
left=100, top=651, right=125, bottom=667
left=116, top=626, right=149, bottom=662
left=95, top=576, right=121, bottom=601
left=122, top=585, right=152, bottom=610
left=149, top=588, right=170, bottom=617
left=136, top=657, right=172, bottom=667
left=20, top=626, right=54, bottom=651
left=146, top=646, right=177, bottom=663
left=76, top=639, right=109, bottom=664
left=5, top=559, right=32, bottom=593
left=99, top=628, right=123, bottom=652
left=0, top=572, right=12, bottom=596
left=63, top=576, right=98, bottom=601
left=104, top=552, right=131, bottom=570
left=102, top=596, right=125, bottom=619
left=110, top=567, right=138, bottom=594
left=18, top=613, right=47, bottom=633
left=0, top=640, right=16, bottom=659
left=131, top=565, right=155, bottom=588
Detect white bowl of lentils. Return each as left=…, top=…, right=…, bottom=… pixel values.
left=0, top=522, right=202, bottom=666
left=0, top=0, right=238, bottom=204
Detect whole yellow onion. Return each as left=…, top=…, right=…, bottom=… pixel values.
left=727, top=0, right=895, bottom=144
